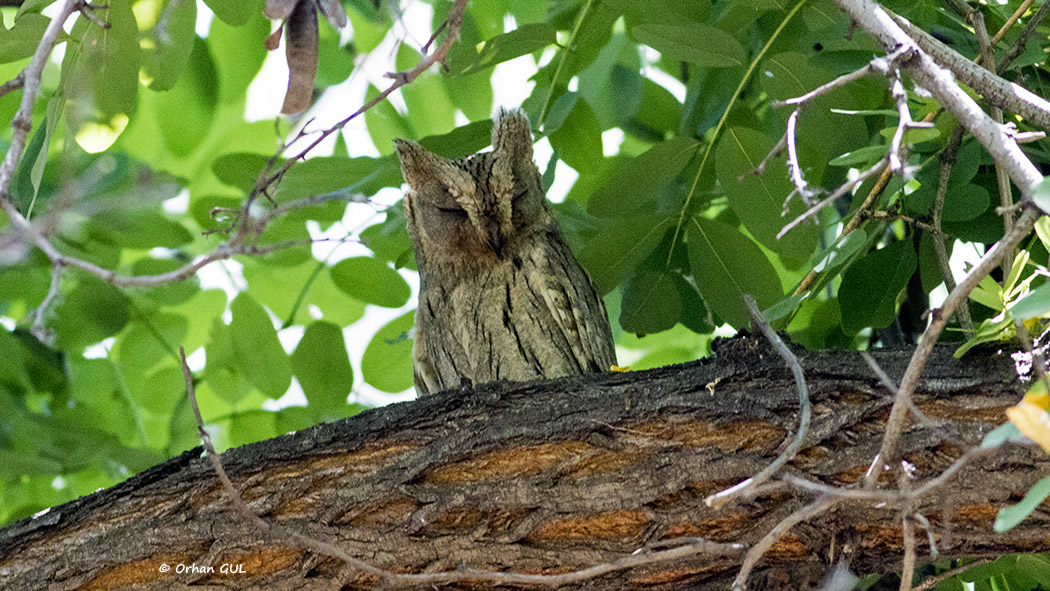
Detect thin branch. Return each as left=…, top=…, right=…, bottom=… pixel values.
left=913, top=558, right=994, bottom=591
left=706, top=295, right=812, bottom=509
left=29, top=262, right=63, bottom=344
left=0, top=72, right=25, bottom=100
left=889, top=11, right=1050, bottom=134
left=832, top=0, right=1044, bottom=481
left=931, top=127, right=974, bottom=333
left=898, top=465, right=917, bottom=591
left=732, top=496, right=841, bottom=591
left=0, top=0, right=84, bottom=198
left=249, top=0, right=469, bottom=210
left=997, top=0, right=1050, bottom=74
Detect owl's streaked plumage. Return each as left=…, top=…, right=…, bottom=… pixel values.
left=394, top=109, right=616, bottom=395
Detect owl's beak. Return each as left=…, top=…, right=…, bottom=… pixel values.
left=484, top=219, right=505, bottom=256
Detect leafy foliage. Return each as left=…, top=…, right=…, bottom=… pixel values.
left=2, top=5, right=1050, bottom=587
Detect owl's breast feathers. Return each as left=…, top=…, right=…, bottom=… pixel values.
left=413, top=228, right=615, bottom=394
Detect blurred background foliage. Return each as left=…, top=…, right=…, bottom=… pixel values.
left=2, top=5, right=1050, bottom=586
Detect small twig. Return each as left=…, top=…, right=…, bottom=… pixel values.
left=251, top=0, right=468, bottom=209
left=706, top=295, right=812, bottom=509
left=76, top=1, right=111, bottom=29
left=772, top=46, right=912, bottom=108
left=857, top=210, right=945, bottom=237
left=898, top=465, right=916, bottom=591
left=0, top=0, right=83, bottom=199
left=859, top=352, right=954, bottom=439
left=155, top=0, right=182, bottom=44
left=784, top=109, right=821, bottom=205
left=29, top=262, right=63, bottom=344
left=989, top=0, right=1035, bottom=48
left=997, top=0, right=1050, bottom=74
left=931, top=127, right=974, bottom=333
left=910, top=512, right=939, bottom=559
left=732, top=496, right=841, bottom=591
left=0, top=72, right=25, bottom=100
left=744, top=135, right=787, bottom=179
left=778, top=157, right=885, bottom=239
left=913, top=558, right=994, bottom=591
left=785, top=441, right=992, bottom=505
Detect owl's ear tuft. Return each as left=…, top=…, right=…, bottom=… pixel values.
left=492, top=108, right=534, bottom=164
left=395, top=139, right=446, bottom=189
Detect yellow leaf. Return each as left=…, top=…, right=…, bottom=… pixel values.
left=1006, top=400, right=1050, bottom=452
left=610, top=365, right=632, bottom=372
left=1023, top=379, right=1050, bottom=411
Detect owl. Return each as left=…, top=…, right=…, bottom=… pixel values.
left=394, top=109, right=617, bottom=395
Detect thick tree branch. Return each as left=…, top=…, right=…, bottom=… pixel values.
left=1, top=341, right=1043, bottom=591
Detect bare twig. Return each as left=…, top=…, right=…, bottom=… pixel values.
left=28, top=262, right=63, bottom=344
left=913, top=558, right=994, bottom=591
left=898, top=465, right=917, bottom=591
left=0, top=0, right=83, bottom=198
left=889, top=11, right=1050, bottom=134
left=706, top=295, right=812, bottom=509
left=997, top=0, right=1050, bottom=74
left=732, top=496, right=841, bottom=591
left=931, top=127, right=974, bottom=333
left=832, top=0, right=1043, bottom=482
left=0, top=72, right=25, bottom=100
left=249, top=0, right=469, bottom=212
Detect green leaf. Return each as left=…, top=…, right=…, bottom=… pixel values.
left=143, top=0, right=197, bottom=91
left=620, top=269, right=681, bottom=335
left=0, top=329, right=32, bottom=392
left=579, top=215, right=673, bottom=294
left=209, top=4, right=269, bottom=103
left=995, top=474, right=1050, bottom=532
left=631, top=23, right=745, bottom=67
left=829, top=145, right=889, bottom=167
left=716, top=126, right=820, bottom=260
left=330, top=257, right=411, bottom=308
left=838, top=240, right=917, bottom=335
left=157, top=37, right=219, bottom=157
left=361, top=311, right=415, bottom=393
left=417, top=119, right=495, bottom=159
left=0, top=14, right=52, bottom=64
left=273, top=156, right=402, bottom=202
left=686, top=216, right=783, bottom=329
left=229, top=293, right=292, bottom=398
left=213, top=152, right=271, bottom=192
left=203, top=0, right=260, bottom=26
left=360, top=207, right=416, bottom=270
left=364, top=84, right=414, bottom=156
left=587, top=137, right=700, bottom=217
left=941, top=184, right=989, bottom=223
left=86, top=210, right=193, bottom=249
left=52, top=275, right=131, bottom=350
left=292, top=321, right=353, bottom=415
left=462, top=22, right=557, bottom=74
left=1010, top=281, right=1050, bottom=320
left=61, top=0, right=139, bottom=118
left=550, top=98, right=603, bottom=174
left=244, top=260, right=365, bottom=327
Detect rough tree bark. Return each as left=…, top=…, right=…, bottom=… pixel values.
left=1, top=336, right=1047, bottom=590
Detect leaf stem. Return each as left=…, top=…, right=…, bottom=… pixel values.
left=536, top=0, right=594, bottom=130
left=666, top=0, right=809, bottom=267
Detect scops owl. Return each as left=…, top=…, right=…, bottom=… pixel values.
left=394, top=109, right=617, bottom=395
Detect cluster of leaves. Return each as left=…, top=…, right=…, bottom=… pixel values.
left=2, top=0, right=1050, bottom=577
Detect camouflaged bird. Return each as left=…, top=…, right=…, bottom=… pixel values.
left=394, top=109, right=616, bottom=395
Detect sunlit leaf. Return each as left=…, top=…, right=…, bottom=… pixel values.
left=361, top=311, right=415, bottom=393
left=229, top=293, right=292, bottom=398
